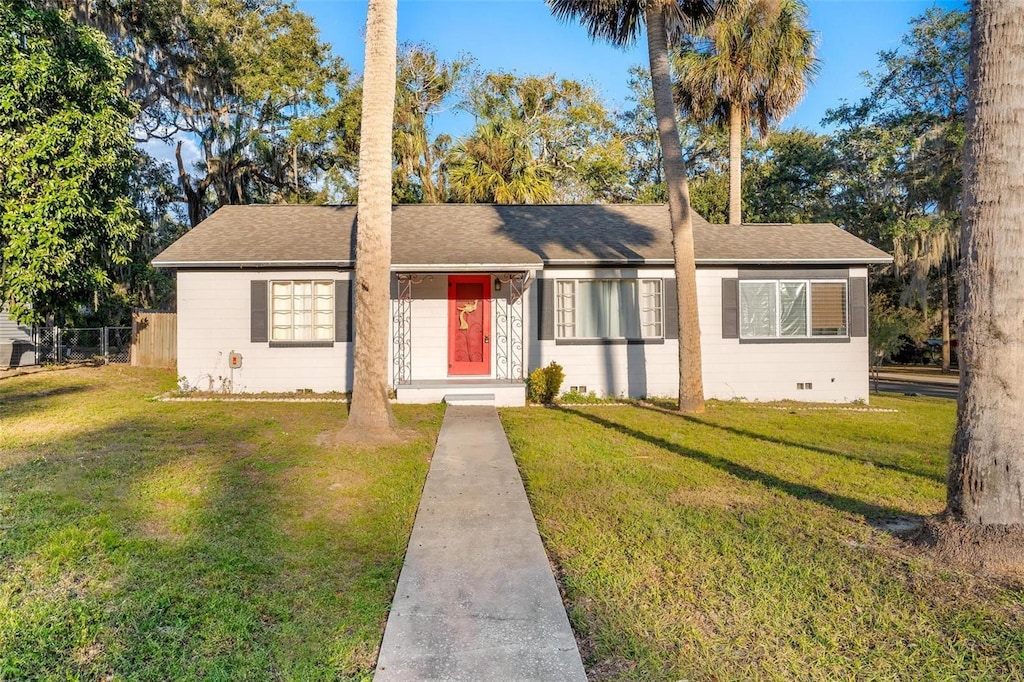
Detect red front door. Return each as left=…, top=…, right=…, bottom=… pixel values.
left=448, top=275, right=491, bottom=376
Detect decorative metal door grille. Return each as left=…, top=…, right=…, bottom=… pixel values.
left=494, top=273, right=527, bottom=381
left=392, top=274, right=430, bottom=386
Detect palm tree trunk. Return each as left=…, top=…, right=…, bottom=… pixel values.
left=947, top=1, right=1024, bottom=526
left=728, top=100, right=743, bottom=225
left=646, top=5, right=705, bottom=414
left=346, top=0, right=398, bottom=435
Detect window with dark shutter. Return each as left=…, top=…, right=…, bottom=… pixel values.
left=722, top=278, right=739, bottom=339
left=849, top=277, right=868, bottom=337
left=538, top=278, right=554, bottom=340
left=663, top=278, right=678, bottom=340
left=335, top=280, right=352, bottom=342
left=251, top=280, right=268, bottom=343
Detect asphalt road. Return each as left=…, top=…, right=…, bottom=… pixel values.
left=871, top=379, right=958, bottom=399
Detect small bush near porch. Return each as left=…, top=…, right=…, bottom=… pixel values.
left=0, top=367, right=442, bottom=680
left=502, top=400, right=1024, bottom=680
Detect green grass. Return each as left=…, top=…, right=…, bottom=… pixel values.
left=0, top=366, right=442, bottom=681
left=502, top=398, right=1024, bottom=681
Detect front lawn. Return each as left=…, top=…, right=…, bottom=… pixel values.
left=0, top=366, right=442, bottom=680
left=502, top=398, right=1024, bottom=680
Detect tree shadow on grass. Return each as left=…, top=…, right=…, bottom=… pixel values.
left=636, top=400, right=945, bottom=484
left=0, top=383, right=95, bottom=421
left=553, top=406, right=905, bottom=521
left=0, top=405, right=434, bottom=680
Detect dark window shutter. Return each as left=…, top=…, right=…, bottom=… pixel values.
left=538, top=278, right=554, bottom=340
left=335, top=280, right=352, bottom=342
left=849, top=277, right=868, bottom=337
left=722, top=278, right=739, bottom=339
left=663, top=278, right=678, bottom=339
left=251, top=280, right=268, bottom=343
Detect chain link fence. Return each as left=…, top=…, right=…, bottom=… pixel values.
left=34, top=326, right=132, bottom=365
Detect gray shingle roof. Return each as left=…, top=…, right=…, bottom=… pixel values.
left=152, top=204, right=892, bottom=268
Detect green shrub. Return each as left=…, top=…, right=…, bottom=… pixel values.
left=527, top=361, right=565, bottom=403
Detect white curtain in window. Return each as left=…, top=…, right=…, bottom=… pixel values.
left=578, top=280, right=639, bottom=338
left=740, top=282, right=777, bottom=338
left=556, top=280, right=577, bottom=337
left=271, top=281, right=333, bottom=342
left=314, top=281, right=334, bottom=340
left=779, top=281, right=808, bottom=337
left=639, top=279, right=663, bottom=337
left=272, top=282, right=293, bottom=341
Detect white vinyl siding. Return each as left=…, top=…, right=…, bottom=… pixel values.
left=555, top=278, right=663, bottom=339
left=271, top=280, right=334, bottom=341
left=739, top=280, right=848, bottom=339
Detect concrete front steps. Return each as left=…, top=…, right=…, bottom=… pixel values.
left=395, top=380, right=526, bottom=407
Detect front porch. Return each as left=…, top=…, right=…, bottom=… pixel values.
left=391, top=271, right=531, bottom=406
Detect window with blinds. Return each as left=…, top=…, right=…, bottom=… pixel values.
left=271, top=281, right=334, bottom=341
left=809, top=282, right=848, bottom=336
left=739, top=280, right=847, bottom=339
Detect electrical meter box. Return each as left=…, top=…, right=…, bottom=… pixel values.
left=228, top=352, right=242, bottom=369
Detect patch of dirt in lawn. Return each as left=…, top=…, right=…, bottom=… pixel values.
left=315, top=427, right=421, bottom=449
left=134, top=456, right=213, bottom=542
left=0, top=447, right=38, bottom=471
left=277, top=465, right=372, bottom=534
left=914, top=518, right=1024, bottom=581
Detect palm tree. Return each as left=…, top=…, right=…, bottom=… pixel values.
left=549, top=0, right=714, bottom=413
left=345, top=0, right=398, bottom=437
left=945, top=3, right=1024, bottom=545
left=447, top=120, right=557, bottom=203
left=674, top=0, right=818, bottom=225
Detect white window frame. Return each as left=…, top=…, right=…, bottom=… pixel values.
left=270, top=280, right=334, bottom=342
left=738, top=279, right=848, bottom=340
left=554, top=278, right=664, bottom=340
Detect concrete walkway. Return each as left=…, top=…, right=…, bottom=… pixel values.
left=375, top=406, right=587, bottom=682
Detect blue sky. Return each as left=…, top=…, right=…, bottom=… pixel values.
left=158, top=0, right=963, bottom=169
left=298, top=0, right=961, bottom=134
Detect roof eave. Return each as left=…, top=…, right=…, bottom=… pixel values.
left=542, top=258, right=674, bottom=266
left=390, top=263, right=540, bottom=272
left=695, top=257, right=893, bottom=265
left=151, top=259, right=354, bottom=269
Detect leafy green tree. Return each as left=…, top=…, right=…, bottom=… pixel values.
left=742, top=129, right=838, bottom=223
left=170, top=0, right=350, bottom=225
left=393, top=45, right=470, bottom=203
left=448, top=121, right=558, bottom=203
left=618, top=65, right=726, bottom=205
left=827, top=8, right=968, bottom=371
left=50, top=0, right=353, bottom=226
left=0, top=1, right=140, bottom=325
left=869, top=293, right=929, bottom=365
left=549, top=0, right=714, bottom=413
left=451, top=72, right=629, bottom=203
left=112, top=154, right=188, bottom=319
left=674, top=0, right=818, bottom=225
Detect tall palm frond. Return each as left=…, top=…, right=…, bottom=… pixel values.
left=674, top=0, right=818, bottom=223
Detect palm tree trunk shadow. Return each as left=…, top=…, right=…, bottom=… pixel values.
left=554, top=406, right=906, bottom=521
left=634, top=400, right=944, bottom=484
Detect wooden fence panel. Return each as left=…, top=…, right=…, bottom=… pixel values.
left=131, top=311, right=176, bottom=368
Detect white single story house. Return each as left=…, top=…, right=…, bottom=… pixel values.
left=152, top=204, right=892, bottom=406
